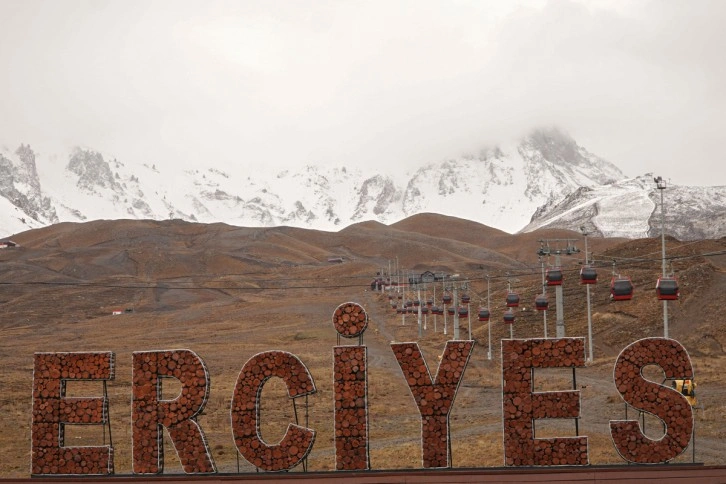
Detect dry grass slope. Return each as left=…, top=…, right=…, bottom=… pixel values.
left=0, top=216, right=724, bottom=477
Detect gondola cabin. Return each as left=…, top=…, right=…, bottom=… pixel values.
left=432, top=306, right=443, bottom=315
left=535, top=294, right=549, bottom=311
left=546, top=267, right=563, bottom=286
left=656, top=276, right=679, bottom=300
left=458, top=306, right=468, bottom=318
left=421, top=307, right=429, bottom=315
left=505, top=292, right=520, bottom=308
left=426, top=298, right=434, bottom=307
left=503, top=309, right=516, bottom=324
left=413, top=299, right=421, bottom=307
left=461, top=294, right=471, bottom=304
left=580, top=266, right=597, bottom=285
left=478, top=308, right=490, bottom=322
left=610, top=276, right=634, bottom=301
left=447, top=307, right=456, bottom=316
left=442, top=294, right=453, bottom=305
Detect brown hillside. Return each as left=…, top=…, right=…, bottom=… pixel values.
left=0, top=218, right=724, bottom=477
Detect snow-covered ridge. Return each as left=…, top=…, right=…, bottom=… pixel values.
left=1, top=129, right=724, bottom=240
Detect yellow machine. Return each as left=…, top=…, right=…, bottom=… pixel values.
left=672, top=379, right=697, bottom=407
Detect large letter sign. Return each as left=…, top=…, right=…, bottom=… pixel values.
left=132, top=350, right=216, bottom=474
left=502, top=338, right=588, bottom=466
left=32, top=352, right=115, bottom=475
left=231, top=351, right=317, bottom=471
left=27, top=302, right=702, bottom=476
left=391, top=340, right=474, bottom=468
left=609, top=337, right=694, bottom=463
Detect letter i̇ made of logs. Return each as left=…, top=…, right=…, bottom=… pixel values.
left=332, top=302, right=370, bottom=470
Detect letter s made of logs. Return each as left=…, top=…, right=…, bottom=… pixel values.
left=609, top=337, right=694, bottom=464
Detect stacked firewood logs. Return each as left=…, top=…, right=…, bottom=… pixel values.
left=610, top=338, right=694, bottom=463
left=231, top=351, right=316, bottom=472
left=32, top=352, right=114, bottom=475
left=132, top=350, right=215, bottom=474
left=331, top=302, right=369, bottom=470
left=333, top=302, right=368, bottom=337
left=501, top=338, right=587, bottom=466
left=334, top=345, right=369, bottom=470
left=391, top=341, right=474, bottom=468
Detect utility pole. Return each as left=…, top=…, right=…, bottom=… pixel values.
left=655, top=176, right=669, bottom=338
left=538, top=240, right=579, bottom=339
left=539, top=255, right=548, bottom=338
left=581, top=227, right=593, bottom=363
left=417, top=285, right=422, bottom=339
left=486, top=274, right=492, bottom=360
left=453, top=284, right=459, bottom=340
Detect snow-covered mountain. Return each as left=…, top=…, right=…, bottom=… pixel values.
left=521, top=175, right=726, bottom=240
left=1, top=128, right=724, bottom=240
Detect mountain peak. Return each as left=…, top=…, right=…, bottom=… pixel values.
left=0, top=133, right=722, bottom=240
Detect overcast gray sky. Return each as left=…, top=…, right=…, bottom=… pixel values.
left=1, top=0, right=724, bottom=186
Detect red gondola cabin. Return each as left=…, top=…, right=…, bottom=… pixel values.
left=478, top=308, right=490, bottom=322
left=610, top=276, right=634, bottom=301
left=580, top=266, right=597, bottom=285
left=546, top=267, right=563, bottom=286
left=656, top=277, right=679, bottom=300
left=505, top=292, right=520, bottom=308
left=535, top=294, right=549, bottom=311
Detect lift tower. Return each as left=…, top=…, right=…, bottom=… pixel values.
left=538, top=240, right=580, bottom=338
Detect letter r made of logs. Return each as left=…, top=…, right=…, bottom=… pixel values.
left=502, top=338, right=588, bottom=466
left=131, top=349, right=216, bottom=474
left=391, top=340, right=474, bottom=468
left=32, top=352, right=115, bottom=475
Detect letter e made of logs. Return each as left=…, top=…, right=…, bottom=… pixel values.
left=501, top=338, right=588, bottom=466
left=32, top=352, right=115, bottom=476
